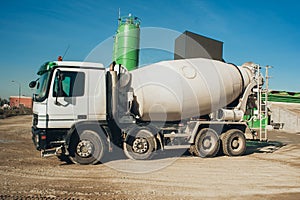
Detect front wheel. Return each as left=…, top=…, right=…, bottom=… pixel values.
left=57, top=154, right=72, bottom=164
left=124, top=127, right=157, bottom=160
left=68, top=130, right=105, bottom=165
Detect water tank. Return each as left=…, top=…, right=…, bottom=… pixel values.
left=113, top=14, right=140, bottom=71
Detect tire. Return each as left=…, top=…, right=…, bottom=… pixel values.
left=222, top=129, right=246, bottom=156
left=57, top=154, right=72, bottom=164
left=124, top=126, right=157, bottom=160
left=217, top=133, right=225, bottom=156
left=194, top=128, right=220, bottom=158
left=68, top=130, right=105, bottom=165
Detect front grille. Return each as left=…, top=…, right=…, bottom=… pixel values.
left=33, top=114, right=38, bottom=126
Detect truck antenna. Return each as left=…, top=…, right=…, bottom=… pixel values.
left=118, top=8, right=121, bottom=25
left=62, top=45, right=70, bottom=60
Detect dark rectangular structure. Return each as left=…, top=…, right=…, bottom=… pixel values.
left=174, top=31, right=223, bottom=61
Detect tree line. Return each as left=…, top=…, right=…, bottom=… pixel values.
left=0, top=98, right=9, bottom=107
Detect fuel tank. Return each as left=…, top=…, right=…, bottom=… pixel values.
left=130, top=58, right=252, bottom=121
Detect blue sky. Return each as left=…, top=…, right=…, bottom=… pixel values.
left=0, top=0, right=300, bottom=99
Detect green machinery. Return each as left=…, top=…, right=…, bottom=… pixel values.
left=113, top=14, right=140, bottom=71
left=244, top=65, right=271, bottom=141
left=245, top=91, right=300, bottom=129
left=244, top=108, right=268, bottom=129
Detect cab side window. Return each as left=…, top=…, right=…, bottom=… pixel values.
left=53, top=71, right=85, bottom=97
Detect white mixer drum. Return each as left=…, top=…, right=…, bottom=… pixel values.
left=130, top=58, right=252, bottom=121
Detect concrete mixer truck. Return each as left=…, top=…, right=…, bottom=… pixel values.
left=29, top=57, right=266, bottom=164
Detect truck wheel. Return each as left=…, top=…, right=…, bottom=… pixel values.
left=194, top=128, right=220, bottom=158
left=222, top=129, right=246, bottom=156
left=68, top=130, right=105, bottom=165
left=57, top=154, right=72, bottom=164
left=124, top=127, right=157, bottom=160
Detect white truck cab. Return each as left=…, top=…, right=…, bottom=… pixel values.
left=32, top=61, right=106, bottom=128
left=31, top=61, right=112, bottom=164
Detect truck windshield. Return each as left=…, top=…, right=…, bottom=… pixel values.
left=34, top=71, right=51, bottom=102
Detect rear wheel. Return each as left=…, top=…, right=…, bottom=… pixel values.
left=194, top=128, right=220, bottom=158
left=124, top=127, right=157, bottom=160
left=222, top=129, right=246, bottom=156
left=68, top=130, right=105, bottom=165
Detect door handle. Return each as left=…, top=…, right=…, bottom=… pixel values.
left=77, top=115, right=87, bottom=119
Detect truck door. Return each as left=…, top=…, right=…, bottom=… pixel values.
left=47, top=68, right=88, bottom=128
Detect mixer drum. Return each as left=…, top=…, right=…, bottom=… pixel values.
left=130, top=58, right=252, bottom=121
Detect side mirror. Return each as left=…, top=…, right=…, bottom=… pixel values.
left=57, top=69, right=65, bottom=81
left=56, top=70, right=64, bottom=97
left=29, top=80, right=37, bottom=88
left=55, top=70, right=63, bottom=105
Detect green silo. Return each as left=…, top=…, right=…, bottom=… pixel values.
left=113, top=14, right=140, bottom=71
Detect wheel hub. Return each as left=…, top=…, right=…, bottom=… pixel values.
left=232, top=138, right=240, bottom=149
left=76, top=140, right=93, bottom=158
left=132, top=138, right=148, bottom=154
left=203, top=136, right=212, bottom=149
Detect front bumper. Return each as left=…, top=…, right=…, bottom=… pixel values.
left=31, top=126, right=47, bottom=151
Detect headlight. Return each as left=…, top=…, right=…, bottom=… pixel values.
left=35, top=134, right=39, bottom=144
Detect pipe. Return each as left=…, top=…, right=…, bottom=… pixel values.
left=216, top=109, right=244, bottom=122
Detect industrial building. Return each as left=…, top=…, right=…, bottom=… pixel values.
left=174, top=30, right=223, bottom=61
left=9, top=96, right=32, bottom=108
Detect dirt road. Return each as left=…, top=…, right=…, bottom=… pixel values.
left=0, top=116, right=300, bottom=199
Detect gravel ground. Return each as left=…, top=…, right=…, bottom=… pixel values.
left=0, top=115, right=300, bottom=199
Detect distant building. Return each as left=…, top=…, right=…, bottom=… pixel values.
left=9, top=96, right=32, bottom=108
left=174, top=30, right=223, bottom=61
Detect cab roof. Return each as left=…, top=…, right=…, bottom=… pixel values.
left=37, top=61, right=105, bottom=75
left=55, top=61, right=104, bottom=68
